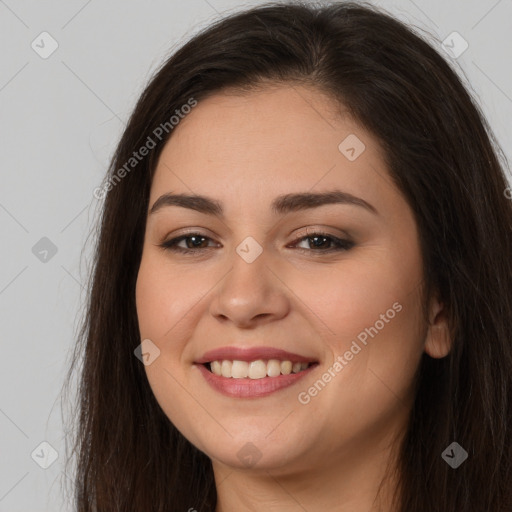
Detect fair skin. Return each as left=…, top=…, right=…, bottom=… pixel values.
left=135, top=83, right=451, bottom=511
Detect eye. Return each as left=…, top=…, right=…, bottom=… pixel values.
left=288, top=231, right=354, bottom=254
left=158, top=230, right=354, bottom=255
left=159, top=233, right=219, bottom=254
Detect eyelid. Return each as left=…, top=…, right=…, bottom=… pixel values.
left=164, top=225, right=351, bottom=241
left=300, top=225, right=351, bottom=239
left=158, top=227, right=355, bottom=255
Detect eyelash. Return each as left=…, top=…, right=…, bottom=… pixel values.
left=158, top=231, right=354, bottom=256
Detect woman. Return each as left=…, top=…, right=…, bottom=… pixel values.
left=63, top=1, right=512, bottom=510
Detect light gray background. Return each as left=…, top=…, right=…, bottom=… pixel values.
left=0, top=0, right=511, bottom=510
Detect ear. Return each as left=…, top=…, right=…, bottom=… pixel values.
left=424, top=295, right=452, bottom=358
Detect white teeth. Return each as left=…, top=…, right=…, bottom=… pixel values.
left=248, top=360, right=267, bottom=379
left=267, top=359, right=281, bottom=377
left=221, top=360, right=232, bottom=378
left=211, top=361, right=222, bottom=375
left=292, top=362, right=302, bottom=373
left=231, top=360, right=249, bottom=378
left=280, top=361, right=292, bottom=375
left=208, top=359, right=312, bottom=378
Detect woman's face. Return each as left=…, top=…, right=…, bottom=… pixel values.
left=135, top=84, right=448, bottom=474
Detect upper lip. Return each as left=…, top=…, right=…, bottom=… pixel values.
left=195, top=346, right=318, bottom=364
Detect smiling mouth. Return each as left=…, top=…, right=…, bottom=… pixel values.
left=203, top=360, right=317, bottom=379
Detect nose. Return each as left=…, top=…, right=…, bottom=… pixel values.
left=209, top=246, right=290, bottom=329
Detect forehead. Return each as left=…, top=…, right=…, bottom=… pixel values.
left=150, top=84, right=393, bottom=215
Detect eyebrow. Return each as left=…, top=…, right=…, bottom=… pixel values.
left=149, top=190, right=379, bottom=217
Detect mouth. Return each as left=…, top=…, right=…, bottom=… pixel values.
left=194, top=346, right=319, bottom=398
left=203, top=359, right=317, bottom=379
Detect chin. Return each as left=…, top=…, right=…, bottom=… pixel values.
left=192, top=429, right=309, bottom=472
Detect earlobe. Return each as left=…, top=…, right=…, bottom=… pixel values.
left=424, top=298, right=452, bottom=359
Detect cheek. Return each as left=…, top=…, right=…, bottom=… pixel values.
left=297, top=275, right=425, bottom=439
left=299, top=246, right=425, bottom=394
left=135, top=254, right=204, bottom=342
left=289, top=248, right=422, bottom=344
left=135, top=256, right=208, bottom=442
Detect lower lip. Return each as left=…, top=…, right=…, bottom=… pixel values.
left=195, top=363, right=318, bottom=398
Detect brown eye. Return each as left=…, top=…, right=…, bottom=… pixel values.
left=159, top=233, right=218, bottom=254
left=290, top=232, right=354, bottom=253
left=159, top=231, right=354, bottom=256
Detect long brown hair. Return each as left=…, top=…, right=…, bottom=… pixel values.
left=62, top=2, right=512, bottom=510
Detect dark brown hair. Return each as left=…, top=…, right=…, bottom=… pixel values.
left=62, top=1, right=512, bottom=510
